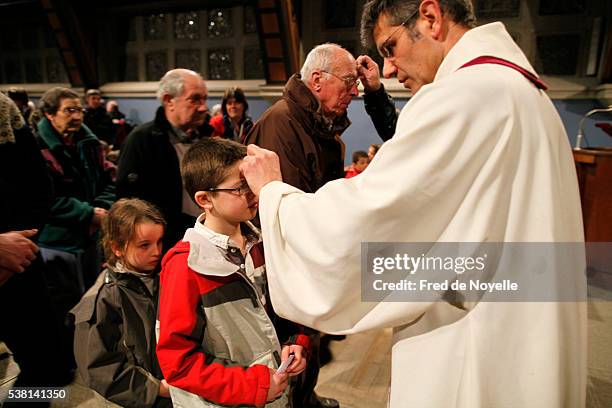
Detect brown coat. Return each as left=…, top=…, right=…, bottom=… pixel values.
left=245, top=74, right=350, bottom=193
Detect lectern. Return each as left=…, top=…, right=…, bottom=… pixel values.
left=574, top=147, right=612, bottom=242
left=573, top=147, right=612, bottom=280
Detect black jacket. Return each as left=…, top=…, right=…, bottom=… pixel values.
left=84, top=106, right=114, bottom=145
left=116, top=107, right=194, bottom=248
left=363, top=84, right=397, bottom=142
left=70, top=268, right=171, bottom=408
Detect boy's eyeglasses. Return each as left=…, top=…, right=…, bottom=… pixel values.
left=207, top=182, right=252, bottom=196
left=379, top=5, right=420, bottom=59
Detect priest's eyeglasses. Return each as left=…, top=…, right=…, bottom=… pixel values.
left=379, top=5, right=420, bottom=59
left=320, top=70, right=360, bottom=90
left=207, top=182, right=252, bottom=196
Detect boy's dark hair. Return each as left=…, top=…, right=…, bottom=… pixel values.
left=181, top=138, right=247, bottom=203
left=352, top=150, right=369, bottom=163
left=360, top=0, right=477, bottom=50
left=221, top=87, right=249, bottom=116
left=39, top=87, right=80, bottom=115
left=101, top=198, right=166, bottom=269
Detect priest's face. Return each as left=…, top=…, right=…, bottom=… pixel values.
left=374, top=12, right=442, bottom=94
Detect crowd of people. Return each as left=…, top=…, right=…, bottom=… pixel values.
left=0, top=0, right=586, bottom=407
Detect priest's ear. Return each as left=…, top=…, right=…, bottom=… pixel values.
left=194, top=191, right=214, bottom=211
left=420, top=0, right=444, bottom=40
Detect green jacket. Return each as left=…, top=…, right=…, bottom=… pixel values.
left=37, top=118, right=115, bottom=252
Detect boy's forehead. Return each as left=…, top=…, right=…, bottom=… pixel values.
left=220, top=161, right=243, bottom=182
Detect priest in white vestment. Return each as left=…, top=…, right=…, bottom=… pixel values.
left=241, top=1, right=587, bottom=407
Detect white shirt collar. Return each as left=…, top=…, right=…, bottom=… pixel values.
left=434, top=22, right=535, bottom=84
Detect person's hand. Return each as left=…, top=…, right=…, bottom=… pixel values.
left=264, top=368, right=288, bottom=405
left=89, top=207, right=108, bottom=235
left=356, top=55, right=382, bottom=93
left=158, top=379, right=170, bottom=398
left=0, top=230, right=39, bottom=273
left=240, top=144, right=283, bottom=197
left=281, top=344, right=307, bottom=377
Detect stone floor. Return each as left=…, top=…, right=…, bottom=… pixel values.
left=51, top=294, right=611, bottom=407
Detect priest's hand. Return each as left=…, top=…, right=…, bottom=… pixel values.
left=356, top=54, right=382, bottom=93
left=241, top=144, right=283, bottom=197
left=281, top=344, right=307, bottom=377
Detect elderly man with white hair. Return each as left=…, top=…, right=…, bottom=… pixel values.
left=117, top=68, right=209, bottom=248
left=246, top=43, right=395, bottom=408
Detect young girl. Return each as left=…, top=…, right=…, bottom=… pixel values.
left=70, top=198, right=171, bottom=408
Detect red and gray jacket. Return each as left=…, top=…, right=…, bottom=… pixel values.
left=156, top=224, right=309, bottom=407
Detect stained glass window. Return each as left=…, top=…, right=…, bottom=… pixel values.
left=244, top=6, right=257, bottom=34
left=46, top=56, right=67, bottom=83
left=243, top=46, right=264, bottom=79
left=124, top=55, right=139, bottom=81
left=144, top=14, right=166, bottom=41
left=175, top=12, right=200, bottom=40
left=146, top=51, right=168, bottom=81
left=208, top=9, right=233, bottom=38
left=176, top=50, right=201, bottom=72
left=208, top=48, right=234, bottom=79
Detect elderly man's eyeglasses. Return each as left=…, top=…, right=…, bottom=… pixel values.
left=320, top=70, right=360, bottom=90
left=185, top=95, right=208, bottom=106
left=379, top=6, right=420, bottom=59
left=207, top=182, right=252, bottom=196
left=61, top=107, right=85, bottom=115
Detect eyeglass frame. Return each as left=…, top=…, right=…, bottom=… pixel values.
left=379, top=4, right=420, bottom=59
left=60, top=107, right=85, bottom=116
left=320, top=70, right=360, bottom=90
left=182, top=94, right=208, bottom=106
left=206, top=182, right=252, bottom=196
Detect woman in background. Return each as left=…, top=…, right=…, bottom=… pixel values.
left=210, top=87, right=253, bottom=143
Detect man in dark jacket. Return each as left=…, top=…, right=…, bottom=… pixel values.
left=246, top=43, right=396, bottom=408
left=116, top=69, right=209, bottom=250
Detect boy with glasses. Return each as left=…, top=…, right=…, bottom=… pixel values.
left=156, top=138, right=309, bottom=408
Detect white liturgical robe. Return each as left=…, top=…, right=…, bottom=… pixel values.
left=258, top=23, right=586, bottom=407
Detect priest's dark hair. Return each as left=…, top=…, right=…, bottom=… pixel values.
left=360, top=0, right=477, bottom=50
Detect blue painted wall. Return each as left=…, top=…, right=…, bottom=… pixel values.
left=114, top=96, right=612, bottom=166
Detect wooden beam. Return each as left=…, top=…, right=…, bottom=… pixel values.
left=255, top=0, right=300, bottom=84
